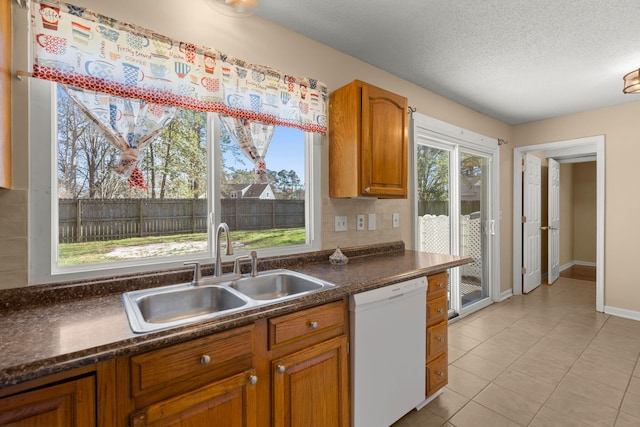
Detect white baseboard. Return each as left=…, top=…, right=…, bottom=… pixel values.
left=559, top=261, right=574, bottom=272
left=574, top=260, right=597, bottom=267
left=499, top=289, right=513, bottom=302
left=604, top=306, right=640, bottom=322
left=559, top=260, right=597, bottom=272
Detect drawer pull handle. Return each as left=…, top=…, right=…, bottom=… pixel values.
left=200, top=355, right=211, bottom=365
left=437, top=371, right=445, bottom=378
left=249, top=375, right=258, bottom=385
left=309, top=321, right=319, bottom=330
left=277, top=365, right=286, bottom=374
left=437, top=337, right=445, bottom=343
left=437, top=308, right=444, bottom=314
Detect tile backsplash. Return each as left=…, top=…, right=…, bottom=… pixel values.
left=0, top=189, right=28, bottom=289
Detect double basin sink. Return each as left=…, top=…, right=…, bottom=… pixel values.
left=122, top=269, right=335, bottom=333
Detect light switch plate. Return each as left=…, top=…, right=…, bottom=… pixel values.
left=356, top=214, right=365, bottom=231
left=368, top=213, right=376, bottom=230
left=392, top=213, right=400, bottom=228
left=335, top=216, right=347, bottom=232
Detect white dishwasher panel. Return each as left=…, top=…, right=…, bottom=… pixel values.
left=350, top=277, right=427, bottom=427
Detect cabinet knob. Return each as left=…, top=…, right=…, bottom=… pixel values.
left=363, top=187, right=371, bottom=193
left=437, top=308, right=444, bottom=314
left=437, top=371, right=445, bottom=378
left=437, top=337, right=445, bottom=343
left=309, top=320, right=319, bottom=330
left=438, top=282, right=445, bottom=289
left=276, top=365, right=286, bottom=374
left=200, top=355, right=211, bottom=365
left=249, top=375, right=258, bottom=385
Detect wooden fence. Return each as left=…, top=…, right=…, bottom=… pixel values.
left=59, top=198, right=305, bottom=243
left=417, top=200, right=481, bottom=216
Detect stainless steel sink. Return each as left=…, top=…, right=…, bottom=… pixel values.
left=229, top=269, right=332, bottom=301
left=123, top=283, right=251, bottom=333
left=122, top=269, right=334, bottom=333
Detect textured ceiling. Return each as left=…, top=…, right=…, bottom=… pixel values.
left=255, top=0, right=640, bottom=124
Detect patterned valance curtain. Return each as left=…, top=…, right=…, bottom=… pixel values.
left=30, top=0, right=329, bottom=134
left=219, top=116, right=274, bottom=184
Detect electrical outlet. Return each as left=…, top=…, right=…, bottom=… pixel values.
left=356, top=214, right=365, bottom=231
left=392, top=213, right=400, bottom=228
left=368, top=213, right=376, bottom=230
left=335, top=216, right=347, bottom=232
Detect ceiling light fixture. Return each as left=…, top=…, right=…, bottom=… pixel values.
left=208, top=0, right=259, bottom=18
left=623, top=69, right=640, bottom=93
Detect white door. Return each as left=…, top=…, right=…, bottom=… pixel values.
left=522, top=153, right=541, bottom=293
left=548, top=158, right=561, bottom=284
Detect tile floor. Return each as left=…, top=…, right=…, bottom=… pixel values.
left=392, top=276, right=640, bottom=427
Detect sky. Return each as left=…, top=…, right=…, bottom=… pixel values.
left=222, top=125, right=306, bottom=183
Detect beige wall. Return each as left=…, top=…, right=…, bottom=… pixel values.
left=513, top=102, right=640, bottom=312
left=573, top=162, right=597, bottom=263
left=2, top=1, right=512, bottom=289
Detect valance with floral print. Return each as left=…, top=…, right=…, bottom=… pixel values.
left=31, top=0, right=329, bottom=134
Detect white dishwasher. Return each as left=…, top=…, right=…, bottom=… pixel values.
left=349, top=276, right=427, bottom=427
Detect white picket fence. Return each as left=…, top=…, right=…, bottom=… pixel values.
left=418, top=214, right=482, bottom=279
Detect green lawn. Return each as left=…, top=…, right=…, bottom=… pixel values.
left=58, top=228, right=306, bottom=266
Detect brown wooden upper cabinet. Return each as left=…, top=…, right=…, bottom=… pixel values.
left=0, top=0, right=12, bottom=189
left=329, top=80, right=408, bottom=198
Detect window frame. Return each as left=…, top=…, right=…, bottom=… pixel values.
left=28, top=79, right=320, bottom=284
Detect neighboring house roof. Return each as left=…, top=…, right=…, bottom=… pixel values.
left=227, top=183, right=274, bottom=199
left=243, top=183, right=271, bottom=198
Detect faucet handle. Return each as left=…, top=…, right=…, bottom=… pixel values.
left=233, top=255, right=250, bottom=275
left=184, top=261, right=202, bottom=285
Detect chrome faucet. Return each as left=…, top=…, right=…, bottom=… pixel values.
left=215, top=222, right=234, bottom=277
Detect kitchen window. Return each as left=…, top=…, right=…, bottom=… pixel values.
left=28, top=79, right=320, bottom=284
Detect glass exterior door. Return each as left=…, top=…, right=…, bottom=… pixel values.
left=414, top=114, right=498, bottom=319
left=459, top=151, right=490, bottom=308
left=417, top=145, right=452, bottom=310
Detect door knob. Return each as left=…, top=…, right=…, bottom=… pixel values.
left=540, top=226, right=549, bottom=231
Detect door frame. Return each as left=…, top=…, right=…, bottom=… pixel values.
left=512, top=135, right=605, bottom=312
left=412, top=113, right=501, bottom=316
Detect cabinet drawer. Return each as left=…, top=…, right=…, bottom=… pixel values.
left=426, top=354, right=448, bottom=397
left=427, top=272, right=448, bottom=300
left=130, top=324, right=253, bottom=400
left=269, top=301, right=345, bottom=350
left=427, top=295, right=447, bottom=327
left=426, top=321, right=447, bottom=362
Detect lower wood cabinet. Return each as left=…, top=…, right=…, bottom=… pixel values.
left=272, top=335, right=349, bottom=427
left=0, top=375, right=95, bottom=426
left=131, top=369, right=258, bottom=427
left=426, top=271, right=449, bottom=397
left=118, top=299, right=350, bottom=427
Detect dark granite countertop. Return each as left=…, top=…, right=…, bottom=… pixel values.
left=0, top=242, right=471, bottom=389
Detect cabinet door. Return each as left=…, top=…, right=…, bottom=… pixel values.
left=272, top=335, right=349, bottom=427
left=360, top=83, right=408, bottom=198
left=131, top=369, right=257, bottom=427
left=426, top=354, right=448, bottom=397
left=0, top=376, right=95, bottom=426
